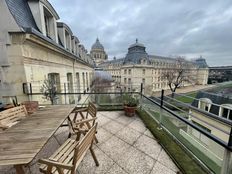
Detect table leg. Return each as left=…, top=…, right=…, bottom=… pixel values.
left=14, top=164, right=25, bottom=174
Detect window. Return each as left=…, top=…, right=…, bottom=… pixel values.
left=128, top=69, right=131, bottom=75
left=124, top=69, right=127, bottom=74
left=65, top=31, right=70, bottom=50
left=124, top=78, right=127, bottom=84
left=142, top=78, right=145, bottom=84
left=44, top=15, right=50, bottom=37
left=48, top=73, right=61, bottom=92
left=43, top=8, right=53, bottom=38
left=128, top=78, right=131, bottom=84
left=143, top=69, right=145, bottom=75
left=76, top=73, right=80, bottom=92
left=67, top=73, right=73, bottom=93
left=220, top=105, right=232, bottom=120
left=198, top=98, right=212, bottom=112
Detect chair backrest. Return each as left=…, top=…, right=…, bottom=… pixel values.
left=0, top=105, right=28, bottom=125
left=86, top=102, right=97, bottom=118
left=72, top=123, right=97, bottom=170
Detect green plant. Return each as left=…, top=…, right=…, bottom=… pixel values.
left=40, top=79, right=58, bottom=105
left=123, top=94, right=139, bottom=107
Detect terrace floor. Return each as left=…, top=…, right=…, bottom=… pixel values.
left=0, top=111, right=179, bottom=174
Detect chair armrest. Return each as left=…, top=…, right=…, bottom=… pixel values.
left=0, top=123, right=9, bottom=130
left=73, top=117, right=97, bottom=125
left=38, top=159, right=73, bottom=170
left=72, top=107, right=87, bottom=113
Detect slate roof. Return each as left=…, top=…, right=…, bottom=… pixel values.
left=123, top=40, right=150, bottom=65
left=5, top=0, right=39, bottom=31
left=194, top=57, right=208, bottom=68
left=192, top=91, right=232, bottom=116
left=91, top=38, right=104, bottom=50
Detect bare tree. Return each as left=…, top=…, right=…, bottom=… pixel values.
left=40, top=79, right=58, bottom=105
left=162, top=57, right=196, bottom=95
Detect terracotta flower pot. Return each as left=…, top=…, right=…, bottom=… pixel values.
left=21, top=101, right=39, bottom=114
left=124, top=105, right=137, bottom=117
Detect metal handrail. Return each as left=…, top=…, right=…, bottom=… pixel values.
left=26, top=90, right=232, bottom=151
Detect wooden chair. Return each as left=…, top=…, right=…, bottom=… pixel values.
left=69, top=102, right=98, bottom=142
left=0, top=105, right=28, bottom=130
left=39, top=124, right=99, bottom=174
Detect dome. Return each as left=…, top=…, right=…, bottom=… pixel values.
left=123, top=39, right=149, bottom=65
left=129, top=39, right=145, bottom=49
left=91, top=38, right=104, bottom=50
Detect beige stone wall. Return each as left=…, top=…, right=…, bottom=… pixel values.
left=196, top=68, right=209, bottom=85
left=2, top=33, right=93, bottom=104
left=190, top=110, right=230, bottom=142
left=189, top=109, right=230, bottom=158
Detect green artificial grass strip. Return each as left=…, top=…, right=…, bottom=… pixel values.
left=137, top=108, right=210, bottom=174
left=175, top=92, right=197, bottom=103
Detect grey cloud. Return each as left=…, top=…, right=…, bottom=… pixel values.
left=50, top=0, right=232, bottom=66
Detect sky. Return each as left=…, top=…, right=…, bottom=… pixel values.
left=49, top=0, right=232, bottom=66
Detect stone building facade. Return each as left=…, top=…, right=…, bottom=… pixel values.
left=98, top=40, right=209, bottom=95
left=0, top=0, right=94, bottom=104
left=90, top=38, right=108, bottom=66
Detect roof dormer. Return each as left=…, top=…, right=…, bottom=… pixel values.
left=28, top=0, right=59, bottom=42
left=57, top=22, right=73, bottom=51
left=72, top=36, right=80, bottom=55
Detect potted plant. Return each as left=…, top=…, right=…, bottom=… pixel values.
left=123, top=94, right=139, bottom=117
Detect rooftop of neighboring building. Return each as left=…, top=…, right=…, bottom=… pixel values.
left=193, top=56, right=208, bottom=68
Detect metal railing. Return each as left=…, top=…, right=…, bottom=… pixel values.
left=24, top=87, right=232, bottom=174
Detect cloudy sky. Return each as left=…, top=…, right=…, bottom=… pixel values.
left=50, top=0, right=232, bottom=66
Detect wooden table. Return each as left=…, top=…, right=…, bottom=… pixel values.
left=0, top=105, right=74, bottom=174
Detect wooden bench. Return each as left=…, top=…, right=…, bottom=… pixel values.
left=39, top=123, right=99, bottom=174
left=0, top=105, right=28, bottom=130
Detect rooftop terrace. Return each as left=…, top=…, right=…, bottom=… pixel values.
left=0, top=111, right=178, bottom=174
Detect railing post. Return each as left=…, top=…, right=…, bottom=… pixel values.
left=140, top=83, right=143, bottom=95
left=221, top=129, right=232, bottom=174
left=29, top=83, right=32, bottom=101
left=64, top=83, right=67, bottom=104
left=158, top=89, right=164, bottom=129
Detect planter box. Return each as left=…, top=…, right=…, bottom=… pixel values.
left=21, top=101, right=39, bottom=114
left=124, top=105, right=137, bottom=117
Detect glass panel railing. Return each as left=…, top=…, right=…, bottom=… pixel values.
left=140, top=95, right=230, bottom=174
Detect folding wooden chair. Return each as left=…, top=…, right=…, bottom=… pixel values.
left=68, top=102, right=98, bottom=142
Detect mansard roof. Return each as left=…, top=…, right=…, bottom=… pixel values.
left=194, top=57, right=208, bottom=68
left=6, top=0, right=39, bottom=31
left=123, top=39, right=150, bottom=65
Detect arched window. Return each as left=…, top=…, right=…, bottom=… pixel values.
left=198, top=98, right=212, bottom=112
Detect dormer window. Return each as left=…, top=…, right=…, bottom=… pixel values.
left=219, top=104, right=232, bottom=120
left=65, top=30, right=70, bottom=50
left=43, top=8, right=53, bottom=38
left=198, top=98, right=212, bottom=112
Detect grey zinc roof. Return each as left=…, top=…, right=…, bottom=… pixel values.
left=123, top=41, right=150, bottom=65
left=5, top=0, right=39, bottom=31
left=194, top=58, right=208, bottom=68
left=91, top=38, right=104, bottom=50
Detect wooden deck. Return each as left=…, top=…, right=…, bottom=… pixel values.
left=0, top=105, right=73, bottom=173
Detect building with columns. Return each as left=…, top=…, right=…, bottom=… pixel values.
left=0, top=0, right=94, bottom=104
left=98, top=39, right=209, bottom=95
left=90, top=38, right=108, bottom=66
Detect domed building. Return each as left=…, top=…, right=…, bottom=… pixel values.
left=99, top=39, right=209, bottom=95
left=90, top=38, right=108, bottom=66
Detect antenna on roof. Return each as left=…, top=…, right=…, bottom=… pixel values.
left=136, top=38, right=138, bottom=43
